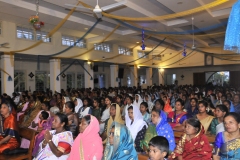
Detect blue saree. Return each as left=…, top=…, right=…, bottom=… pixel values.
left=214, top=132, right=240, bottom=159
left=103, top=122, right=138, bottom=160
left=156, top=110, right=176, bottom=151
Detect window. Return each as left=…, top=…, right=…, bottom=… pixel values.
left=153, top=55, right=161, bottom=61
left=138, top=50, right=148, bottom=58
left=94, top=43, right=112, bottom=52
left=118, top=46, right=133, bottom=55
left=35, top=71, right=49, bottom=91
left=67, top=73, right=75, bottom=89
left=17, top=26, right=34, bottom=40
left=77, top=74, right=84, bottom=88
left=36, top=31, right=51, bottom=42
left=14, top=71, right=25, bottom=92
left=62, top=35, right=86, bottom=48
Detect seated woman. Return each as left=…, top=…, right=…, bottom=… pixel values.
left=125, top=105, right=148, bottom=152
left=78, top=98, right=92, bottom=120
left=170, top=118, right=212, bottom=160
left=62, top=96, right=70, bottom=113
left=167, top=99, right=187, bottom=130
left=34, top=113, right=74, bottom=160
left=186, top=98, right=198, bottom=118
left=102, top=103, right=124, bottom=143
left=162, top=95, right=173, bottom=114
left=0, top=102, right=20, bottom=153
left=151, top=108, right=176, bottom=152
left=99, top=96, right=112, bottom=134
left=195, top=101, right=214, bottom=133
left=64, top=101, right=79, bottom=137
left=210, top=104, right=228, bottom=135
left=103, top=122, right=138, bottom=160
left=133, top=94, right=143, bottom=108
left=17, top=95, right=30, bottom=121
left=73, top=98, right=83, bottom=114
left=140, top=102, right=151, bottom=124
left=68, top=115, right=103, bottom=160
left=213, top=112, right=240, bottom=160
left=144, top=94, right=154, bottom=113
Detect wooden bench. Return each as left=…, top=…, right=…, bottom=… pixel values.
left=0, top=127, right=36, bottom=160
left=138, top=154, right=148, bottom=160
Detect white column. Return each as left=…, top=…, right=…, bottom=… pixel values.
left=110, top=65, right=119, bottom=87
left=130, top=66, right=138, bottom=87
left=84, top=62, right=94, bottom=89
left=158, top=69, right=165, bottom=85
left=146, top=68, right=152, bottom=86
left=1, top=54, right=14, bottom=95
left=50, top=59, right=61, bottom=92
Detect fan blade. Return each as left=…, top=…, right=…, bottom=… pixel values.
left=65, top=8, right=93, bottom=14
left=101, top=0, right=127, bottom=12
left=64, top=4, right=92, bottom=10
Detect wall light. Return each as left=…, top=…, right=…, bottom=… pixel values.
left=137, top=65, right=140, bottom=69
left=87, top=61, right=91, bottom=64
left=159, top=68, right=164, bottom=72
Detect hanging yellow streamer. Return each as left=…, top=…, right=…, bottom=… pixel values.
left=58, top=24, right=120, bottom=59
left=79, top=0, right=228, bottom=21
left=4, top=2, right=80, bottom=55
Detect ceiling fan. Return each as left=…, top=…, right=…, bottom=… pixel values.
left=191, top=17, right=196, bottom=50
left=0, top=43, right=9, bottom=48
left=65, top=0, right=127, bottom=19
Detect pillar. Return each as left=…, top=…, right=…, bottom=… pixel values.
left=84, top=62, right=94, bottom=89
left=110, top=65, right=119, bottom=87
left=146, top=68, right=152, bottom=86
left=1, top=55, right=14, bottom=95
left=158, top=69, right=165, bottom=85
left=130, top=66, right=138, bottom=87
left=50, top=59, right=61, bottom=92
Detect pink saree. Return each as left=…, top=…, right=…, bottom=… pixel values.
left=68, top=115, right=103, bottom=160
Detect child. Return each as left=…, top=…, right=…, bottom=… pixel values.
left=140, top=102, right=151, bottom=124
left=148, top=136, right=169, bottom=160
left=32, top=111, right=50, bottom=157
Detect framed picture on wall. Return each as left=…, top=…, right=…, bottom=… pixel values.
left=205, top=55, right=213, bottom=66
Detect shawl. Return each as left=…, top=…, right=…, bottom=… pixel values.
left=75, top=98, right=83, bottom=113
left=125, top=105, right=148, bottom=141
left=68, top=115, right=103, bottom=160
left=199, top=115, right=214, bottom=133
left=133, top=94, right=143, bottom=108
left=20, top=101, right=42, bottom=128
left=103, top=122, right=138, bottom=160
left=156, top=110, right=176, bottom=151
left=170, top=126, right=212, bottom=160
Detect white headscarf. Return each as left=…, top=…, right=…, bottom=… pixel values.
left=63, top=97, right=70, bottom=112
left=133, top=94, right=143, bottom=108
left=125, top=105, right=148, bottom=141
left=75, top=98, right=83, bottom=113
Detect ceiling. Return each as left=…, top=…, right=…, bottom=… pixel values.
left=0, top=0, right=237, bottom=67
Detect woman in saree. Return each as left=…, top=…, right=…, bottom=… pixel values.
left=195, top=101, right=214, bottom=133
left=167, top=99, right=187, bottom=130
left=62, top=97, right=70, bottom=113
left=150, top=108, right=176, bottom=152
left=103, top=122, right=138, bottom=160
left=68, top=115, right=103, bottom=160
left=0, top=101, right=20, bottom=153
left=210, top=105, right=228, bottom=135
left=162, top=95, right=173, bottom=114
left=17, top=95, right=30, bottom=121
left=102, top=103, right=124, bottom=143
left=34, top=113, right=74, bottom=160
left=170, top=118, right=212, bottom=160
left=213, top=112, right=240, bottom=160
left=125, top=105, right=148, bottom=152
left=133, top=94, right=143, bottom=108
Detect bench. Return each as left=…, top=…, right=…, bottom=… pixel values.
left=0, top=127, right=36, bottom=160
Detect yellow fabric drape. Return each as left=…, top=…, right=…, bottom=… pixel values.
left=79, top=0, right=228, bottom=21
left=58, top=24, right=120, bottom=59
left=5, top=2, right=80, bottom=54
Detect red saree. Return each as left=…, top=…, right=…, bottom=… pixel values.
left=170, top=126, right=212, bottom=160
left=0, top=114, right=20, bottom=153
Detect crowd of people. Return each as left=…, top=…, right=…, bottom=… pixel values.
left=0, top=83, right=239, bottom=160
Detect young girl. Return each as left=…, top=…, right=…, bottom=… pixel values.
left=32, top=111, right=49, bottom=157
left=140, top=102, right=151, bottom=124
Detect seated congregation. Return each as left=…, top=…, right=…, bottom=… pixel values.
left=0, top=84, right=239, bottom=160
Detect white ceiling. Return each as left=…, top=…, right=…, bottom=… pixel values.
left=0, top=0, right=237, bottom=67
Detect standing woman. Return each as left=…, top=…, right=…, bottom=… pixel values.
left=213, top=113, right=240, bottom=159
left=64, top=101, right=79, bottom=137
left=0, top=102, right=20, bottom=153
left=210, top=105, right=228, bottom=135
left=196, top=101, right=214, bottom=133
left=68, top=115, right=103, bottom=160
left=34, top=113, right=74, bottom=160
left=99, top=96, right=112, bottom=134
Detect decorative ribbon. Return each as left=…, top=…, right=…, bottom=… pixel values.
left=0, top=68, right=12, bottom=81
left=79, top=0, right=228, bottom=21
